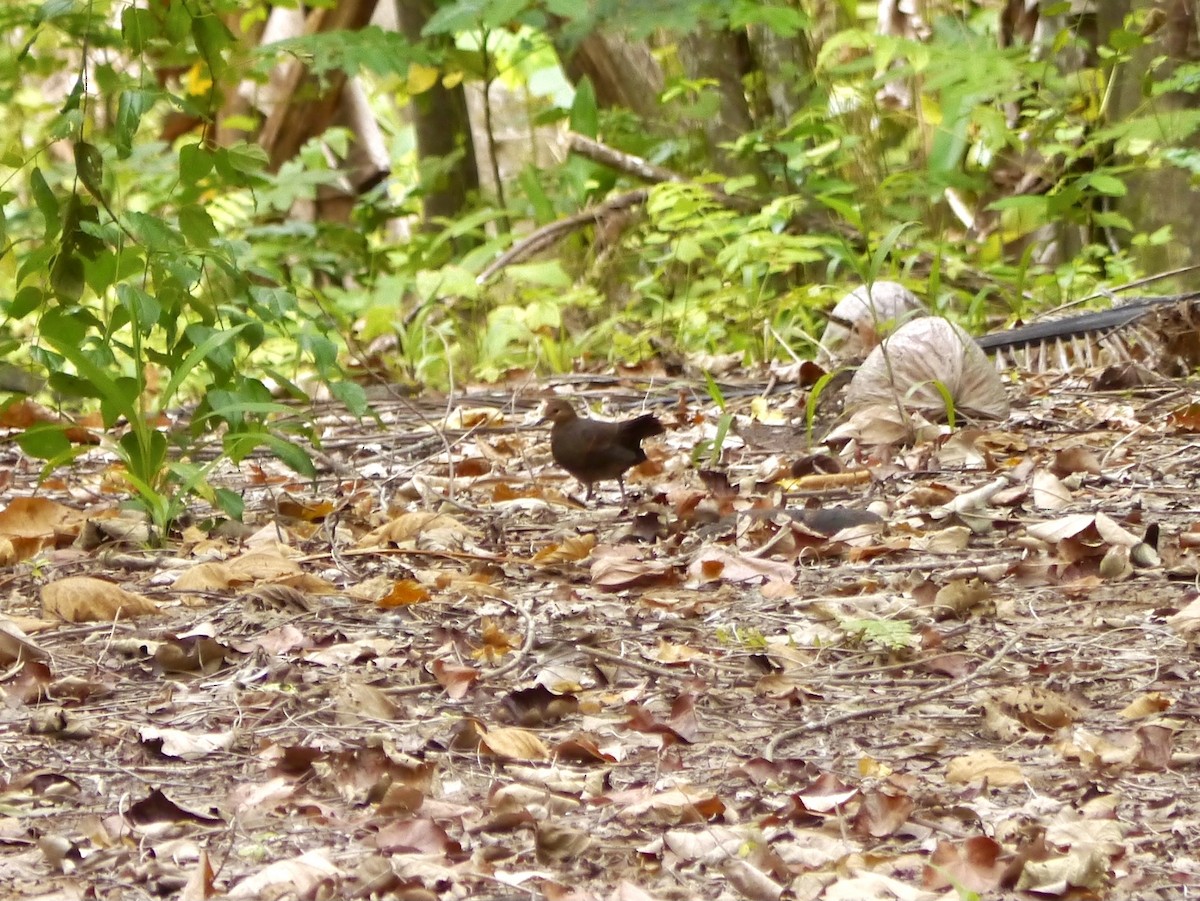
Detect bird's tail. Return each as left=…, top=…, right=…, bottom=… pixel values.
left=622, top=414, right=665, bottom=442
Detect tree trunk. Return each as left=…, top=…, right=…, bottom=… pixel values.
left=677, top=26, right=762, bottom=179
left=395, top=0, right=480, bottom=237
left=554, top=31, right=664, bottom=121
left=258, top=0, right=379, bottom=172
left=1099, top=0, right=1200, bottom=272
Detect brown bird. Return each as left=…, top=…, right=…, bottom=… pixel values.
left=540, top=398, right=664, bottom=503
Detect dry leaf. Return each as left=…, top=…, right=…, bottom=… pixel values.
left=172, top=562, right=238, bottom=591
left=0, top=620, right=49, bottom=665
left=479, top=726, right=550, bottom=761
left=42, top=577, right=159, bottom=622
left=140, top=726, right=235, bottom=760
left=531, top=533, right=597, bottom=564
left=946, top=750, right=1023, bottom=786
left=1119, top=692, right=1173, bottom=720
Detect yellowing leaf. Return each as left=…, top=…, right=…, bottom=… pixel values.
left=749, top=396, right=786, bottom=423
left=379, top=579, right=430, bottom=608
left=184, top=62, right=212, bottom=96
left=471, top=617, right=517, bottom=662
left=407, top=63, right=441, bottom=95
left=532, top=533, right=596, bottom=565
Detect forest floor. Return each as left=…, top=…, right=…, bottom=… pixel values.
left=2, top=366, right=1199, bottom=901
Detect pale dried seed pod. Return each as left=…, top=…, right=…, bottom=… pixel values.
left=845, top=316, right=1009, bottom=421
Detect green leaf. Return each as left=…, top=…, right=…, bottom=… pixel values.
left=328, top=379, right=370, bottom=418
left=126, top=211, right=186, bottom=251
left=179, top=204, right=218, bottom=245
left=50, top=252, right=85, bottom=303
left=213, top=488, right=245, bottom=521
left=225, top=432, right=316, bottom=478
left=191, top=13, right=233, bottom=77
left=33, top=0, right=73, bottom=25
left=423, top=0, right=487, bottom=35
left=164, top=0, right=190, bottom=42
left=41, top=314, right=134, bottom=425
left=506, top=260, right=572, bottom=287
left=17, top=244, right=55, bottom=288
left=10, top=286, right=43, bottom=319
left=121, top=6, right=159, bottom=53
left=517, top=165, right=556, bottom=224
left=16, top=423, right=72, bottom=460
left=74, top=141, right=106, bottom=203
left=161, top=324, right=249, bottom=409
left=248, top=286, right=298, bottom=318
left=179, top=143, right=215, bottom=184
left=482, top=0, right=529, bottom=28
left=675, top=236, right=704, bottom=264
left=120, top=428, right=169, bottom=488
left=569, top=77, right=598, bottom=137
left=30, top=167, right=60, bottom=239
left=545, top=0, right=588, bottom=16
left=62, top=196, right=104, bottom=259
left=1080, top=172, right=1127, bottom=196
left=101, top=377, right=142, bottom=431
left=116, top=284, right=162, bottom=335
left=115, top=90, right=152, bottom=158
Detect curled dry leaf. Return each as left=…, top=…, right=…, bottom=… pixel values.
left=479, top=725, right=551, bottom=761
left=1052, top=445, right=1102, bottom=477
left=378, top=578, right=430, bottom=607
left=227, top=547, right=304, bottom=581
left=0, top=496, right=82, bottom=561
left=334, top=681, right=400, bottom=723
left=1167, top=595, right=1200, bottom=638
left=442, top=406, right=506, bottom=430
left=0, top=620, right=49, bottom=665
left=42, top=576, right=159, bottom=622
left=687, top=546, right=796, bottom=586
left=531, top=532, right=597, bottom=565
left=226, top=850, right=340, bottom=900
left=360, top=511, right=477, bottom=552
left=924, top=837, right=1006, bottom=894
left=1119, top=692, right=1173, bottom=720
left=981, top=685, right=1079, bottom=738
left=590, top=545, right=673, bottom=589
left=172, top=561, right=238, bottom=592
left=945, top=750, right=1024, bottom=786
left=845, top=316, right=1009, bottom=421
left=139, top=726, right=235, bottom=760
left=1031, top=469, right=1072, bottom=511
left=1016, top=845, right=1110, bottom=894
left=930, top=578, right=991, bottom=619
left=536, top=822, right=594, bottom=863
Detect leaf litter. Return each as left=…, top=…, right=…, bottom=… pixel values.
left=1, top=373, right=1199, bottom=900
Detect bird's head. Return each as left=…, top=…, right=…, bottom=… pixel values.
left=539, top=397, right=579, bottom=426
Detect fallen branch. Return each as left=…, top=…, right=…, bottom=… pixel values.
left=477, top=131, right=767, bottom=283
left=763, top=631, right=1021, bottom=760
left=476, top=188, right=648, bottom=284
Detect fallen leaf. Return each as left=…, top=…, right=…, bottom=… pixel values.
left=42, top=577, right=159, bottom=622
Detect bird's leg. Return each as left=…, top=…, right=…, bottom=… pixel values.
left=617, top=476, right=628, bottom=505
left=583, top=481, right=595, bottom=502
